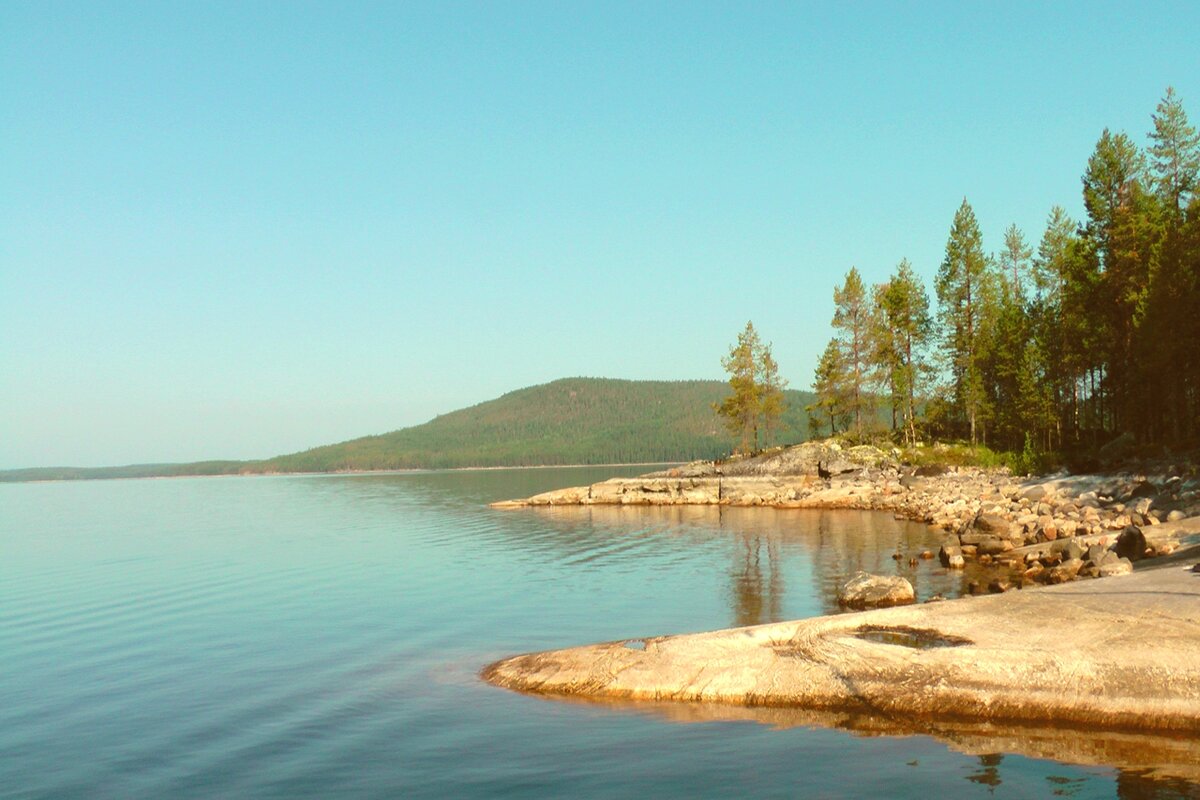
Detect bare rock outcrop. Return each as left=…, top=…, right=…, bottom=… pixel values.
left=483, top=564, right=1200, bottom=733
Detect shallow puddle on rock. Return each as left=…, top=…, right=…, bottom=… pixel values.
left=851, top=625, right=972, bottom=649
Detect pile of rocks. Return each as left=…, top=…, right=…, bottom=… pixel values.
left=890, top=470, right=1199, bottom=541
left=915, top=469, right=1200, bottom=591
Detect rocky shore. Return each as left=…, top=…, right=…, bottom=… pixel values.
left=492, top=441, right=1200, bottom=591
left=485, top=440, right=1200, bottom=736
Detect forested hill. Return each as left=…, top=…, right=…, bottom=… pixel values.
left=257, top=378, right=817, bottom=472
left=0, top=378, right=818, bottom=481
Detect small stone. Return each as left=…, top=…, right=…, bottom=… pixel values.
left=1167, top=510, right=1187, bottom=522
left=1049, top=558, right=1084, bottom=583
left=1051, top=540, right=1084, bottom=561
left=1098, top=557, right=1134, bottom=577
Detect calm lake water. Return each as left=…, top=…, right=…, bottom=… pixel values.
left=3, top=467, right=1197, bottom=799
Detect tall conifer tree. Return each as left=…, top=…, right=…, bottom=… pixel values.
left=876, top=259, right=932, bottom=445
left=935, top=199, right=990, bottom=444
left=831, top=267, right=874, bottom=441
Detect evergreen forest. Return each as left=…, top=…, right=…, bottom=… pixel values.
left=808, top=88, right=1200, bottom=461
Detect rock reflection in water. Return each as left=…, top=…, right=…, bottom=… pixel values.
left=538, top=696, right=1200, bottom=794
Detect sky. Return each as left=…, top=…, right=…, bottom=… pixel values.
left=3, top=1, right=1198, bottom=469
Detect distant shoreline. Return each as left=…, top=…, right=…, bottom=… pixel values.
left=0, top=461, right=684, bottom=485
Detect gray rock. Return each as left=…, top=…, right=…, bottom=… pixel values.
left=977, top=537, right=1014, bottom=555
left=1020, top=485, right=1047, bottom=502
left=837, top=572, right=916, bottom=610
left=974, top=512, right=1017, bottom=538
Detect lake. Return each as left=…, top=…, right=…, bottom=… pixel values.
left=2, top=467, right=1196, bottom=798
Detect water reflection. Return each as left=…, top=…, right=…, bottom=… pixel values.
left=967, top=753, right=1004, bottom=793
left=524, top=506, right=976, bottom=622
left=1115, top=769, right=1200, bottom=799
left=536, top=696, right=1200, bottom=793
left=731, top=533, right=783, bottom=627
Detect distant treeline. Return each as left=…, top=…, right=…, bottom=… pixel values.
left=0, top=461, right=248, bottom=483
left=0, top=379, right=821, bottom=481
left=809, top=87, right=1200, bottom=455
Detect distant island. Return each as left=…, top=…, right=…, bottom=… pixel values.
left=0, top=378, right=819, bottom=483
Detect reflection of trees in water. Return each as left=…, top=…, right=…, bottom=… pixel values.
left=483, top=504, right=964, bottom=618
left=966, top=753, right=1004, bottom=792
left=730, top=533, right=783, bottom=627
left=717, top=508, right=962, bottom=623
left=1115, top=769, right=1200, bottom=800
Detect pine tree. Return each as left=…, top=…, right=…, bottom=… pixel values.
left=876, top=259, right=932, bottom=445
left=807, top=339, right=847, bottom=438
left=1031, top=206, right=1084, bottom=447
left=831, top=267, right=875, bottom=441
left=935, top=199, right=990, bottom=444
left=757, top=341, right=788, bottom=447
left=1081, top=129, right=1159, bottom=436
left=716, top=322, right=763, bottom=454
left=715, top=322, right=788, bottom=454
left=1142, top=88, right=1200, bottom=439
left=998, top=224, right=1033, bottom=296
left=1148, top=86, right=1200, bottom=215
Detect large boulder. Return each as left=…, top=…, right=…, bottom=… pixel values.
left=837, top=572, right=916, bottom=610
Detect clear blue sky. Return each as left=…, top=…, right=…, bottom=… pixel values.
left=2, top=1, right=1197, bottom=468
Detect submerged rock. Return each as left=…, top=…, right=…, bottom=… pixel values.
left=837, top=572, right=916, bottom=610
